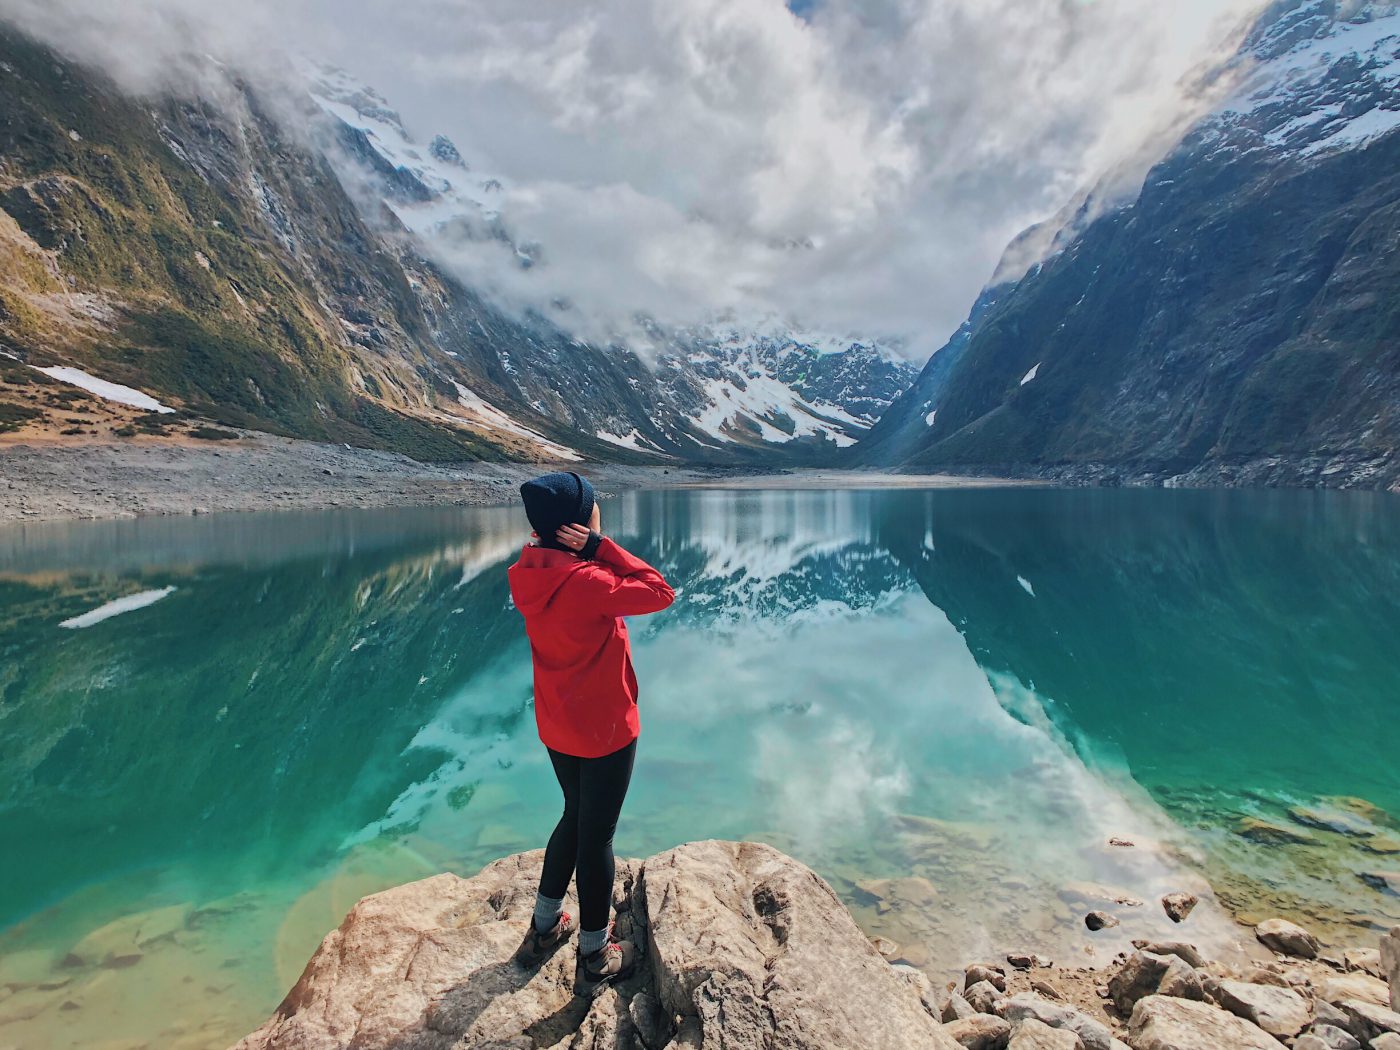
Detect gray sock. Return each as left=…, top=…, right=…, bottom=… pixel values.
left=578, top=925, right=609, bottom=956
left=533, top=891, right=564, bottom=933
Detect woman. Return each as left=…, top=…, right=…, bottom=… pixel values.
left=505, top=470, right=675, bottom=995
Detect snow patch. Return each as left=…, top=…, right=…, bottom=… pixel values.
left=60, top=587, right=176, bottom=629
left=924, top=409, right=937, bottom=426
left=450, top=381, right=580, bottom=460
left=1017, top=576, right=1036, bottom=597
left=1020, top=363, right=1040, bottom=386
left=34, top=366, right=175, bottom=413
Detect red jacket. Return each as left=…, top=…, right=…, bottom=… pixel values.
left=507, top=535, right=675, bottom=758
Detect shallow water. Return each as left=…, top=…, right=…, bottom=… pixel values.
left=1, top=487, right=1397, bottom=1048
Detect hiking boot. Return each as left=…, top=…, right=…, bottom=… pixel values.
left=514, top=909, right=575, bottom=969
left=574, top=938, right=638, bottom=997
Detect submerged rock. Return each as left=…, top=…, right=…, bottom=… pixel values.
left=1159, top=894, right=1197, bottom=924
left=232, top=841, right=961, bottom=1050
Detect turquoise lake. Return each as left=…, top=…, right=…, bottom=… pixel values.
left=1, top=486, right=1398, bottom=1048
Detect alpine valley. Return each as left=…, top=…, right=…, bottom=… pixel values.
left=1, top=0, right=1398, bottom=489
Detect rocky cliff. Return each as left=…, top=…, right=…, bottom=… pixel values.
left=852, top=0, right=1400, bottom=491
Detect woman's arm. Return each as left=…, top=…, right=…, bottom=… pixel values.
left=571, top=534, right=675, bottom=617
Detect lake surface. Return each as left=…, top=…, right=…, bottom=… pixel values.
left=1, top=487, right=1397, bottom=1049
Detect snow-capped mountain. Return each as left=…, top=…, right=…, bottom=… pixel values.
left=851, top=0, right=1400, bottom=490
left=305, top=65, right=918, bottom=460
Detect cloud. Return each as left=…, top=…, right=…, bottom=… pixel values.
left=0, top=0, right=1261, bottom=358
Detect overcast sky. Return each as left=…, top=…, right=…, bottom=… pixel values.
left=2, top=0, right=1262, bottom=359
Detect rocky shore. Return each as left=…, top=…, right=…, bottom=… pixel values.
left=0, top=434, right=1026, bottom=524
left=233, top=840, right=1399, bottom=1050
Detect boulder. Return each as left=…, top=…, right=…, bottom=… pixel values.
left=1294, top=1038, right=1330, bottom=1050
left=1318, top=972, right=1391, bottom=1008
left=1210, top=980, right=1311, bottom=1038
left=1160, top=894, right=1197, bottom=924
left=997, top=993, right=1118, bottom=1050
left=1130, top=942, right=1204, bottom=969
left=966, top=963, right=1009, bottom=993
left=1302, top=1023, right=1360, bottom=1049
left=1086, top=912, right=1120, bottom=932
left=1010, top=1017, right=1083, bottom=1050
left=1383, top=927, right=1399, bottom=1011
left=232, top=841, right=962, bottom=1050
left=967, top=980, right=1008, bottom=1015
left=1126, top=995, right=1284, bottom=1050
left=1371, top=1035, right=1400, bottom=1050
left=1108, top=952, right=1201, bottom=1014
left=1254, top=918, right=1319, bottom=959
left=944, top=993, right=977, bottom=1022
left=944, top=1014, right=1012, bottom=1049
left=1154, top=958, right=1202, bottom=1002
left=1336, top=999, right=1400, bottom=1044
left=1343, top=947, right=1382, bottom=977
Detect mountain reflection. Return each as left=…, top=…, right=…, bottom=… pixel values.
left=2, top=489, right=1398, bottom=1048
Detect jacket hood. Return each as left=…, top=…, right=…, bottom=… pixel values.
left=507, top=542, right=589, bottom=615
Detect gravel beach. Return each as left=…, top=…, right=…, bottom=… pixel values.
left=0, top=434, right=1033, bottom=524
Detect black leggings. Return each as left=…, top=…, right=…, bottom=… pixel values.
left=538, top=738, right=637, bottom=932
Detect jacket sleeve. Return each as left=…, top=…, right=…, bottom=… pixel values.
left=572, top=536, right=676, bottom=617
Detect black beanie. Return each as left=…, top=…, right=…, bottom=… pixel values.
left=520, top=470, right=596, bottom=551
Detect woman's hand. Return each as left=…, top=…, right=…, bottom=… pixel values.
left=555, top=523, right=593, bottom=552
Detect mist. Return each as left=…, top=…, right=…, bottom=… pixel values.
left=0, top=0, right=1261, bottom=359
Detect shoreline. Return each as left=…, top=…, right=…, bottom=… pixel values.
left=0, top=433, right=1036, bottom=525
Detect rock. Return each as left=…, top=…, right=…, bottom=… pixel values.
left=967, top=963, right=1009, bottom=993
left=1210, top=980, right=1311, bottom=1038
left=1009, top=1017, right=1083, bottom=1050
left=1160, top=894, right=1197, bottom=924
left=1031, top=980, right=1064, bottom=1002
left=1086, top=912, right=1119, bottom=932
left=1336, top=999, right=1400, bottom=1043
left=1126, top=995, right=1284, bottom=1050
left=1360, top=871, right=1400, bottom=896
left=944, top=1014, right=1013, bottom=1049
left=1237, top=818, right=1312, bottom=845
left=1288, top=806, right=1376, bottom=836
left=1008, top=953, right=1052, bottom=970
left=1343, top=947, right=1381, bottom=977
left=1109, top=952, right=1177, bottom=1013
left=1059, top=883, right=1144, bottom=909
left=1383, top=927, right=1400, bottom=1011
left=1295, top=1037, right=1330, bottom=1050
left=998, top=993, right=1118, bottom=1050
left=1130, top=942, right=1204, bottom=968
left=1318, top=973, right=1391, bottom=1008
left=1362, top=835, right=1400, bottom=855
left=1243, top=966, right=1291, bottom=988
left=892, top=963, right=944, bottom=1021
left=870, top=935, right=900, bottom=958
left=967, top=980, right=1008, bottom=1015
left=944, top=993, right=977, bottom=1022
left=1255, top=918, right=1320, bottom=959
left=1371, top=1035, right=1400, bottom=1050
left=1153, top=958, right=1203, bottom=1002
left=233, top=841, right=962, bottom=1050
left=1302, top=1023, right=1360, bottom=1050
left=643, top=841, right=961, bottom=1049
left=1314, top=1000, right=1353, bottom=1031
